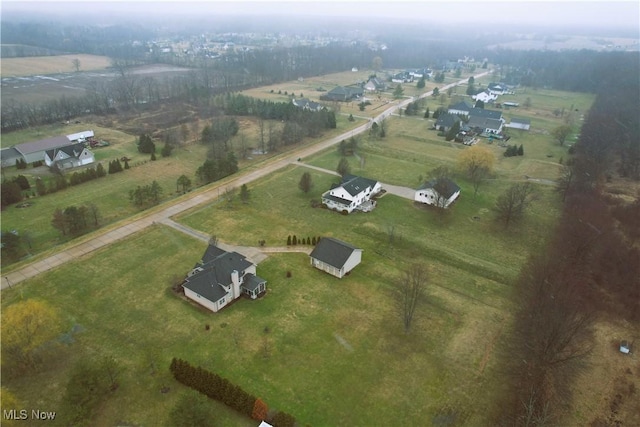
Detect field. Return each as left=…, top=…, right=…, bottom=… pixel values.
left=0, top=54, right=112, bottom=77
left=2, top=76, right=606, bottom=425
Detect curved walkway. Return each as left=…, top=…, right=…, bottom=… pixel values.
left=1, top=71, right=492, bottom=290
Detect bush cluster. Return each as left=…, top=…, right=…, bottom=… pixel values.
left=169, top=358, right=296, bottom=427
left=286, top=235, right=320, bottom=246
left=503, top=144, right=524, bottom=157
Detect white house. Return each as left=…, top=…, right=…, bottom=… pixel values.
left=448, top=101, right=473, bottom=117
left=292, top=98, right=324, bottom=112
left=487, top=83, right=508, bottom=96
left=322, top=175, right=382, bottom=213
left=182, top=245, right=267, bottom=313
left=309, top=237, right=362, bottom=279
left=466, top=116, right=504, bottom=135
left=44, top=143, right=95, bottom=169
left=415, top=178, right=461, bottom=208
left=364, top=77, right=386, bottom=92
left=472, top=90, right=498, bottom=104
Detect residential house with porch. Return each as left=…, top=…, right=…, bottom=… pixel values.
left=321, top=174, right=382, bottom=214
left=292, top=98, right=324, bottom=112
left=415, top=178, right=461, bottom=208
left=321, top=85, right=364, bottom=102
left=44, top=142, right=95, bottom=170
left=182, top=244, right=267, bottom=313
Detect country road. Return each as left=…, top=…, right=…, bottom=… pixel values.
left=1, top=70, right=491, bottom=290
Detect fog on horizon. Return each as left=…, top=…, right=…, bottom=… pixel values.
left=2, top=1, right=639, bottom=36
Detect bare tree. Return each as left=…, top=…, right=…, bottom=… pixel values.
left=72, top=58, right=81, bottom=72
left=396, top=263, right=428, bottom=333
left=495, top=182, right=535, bottom=228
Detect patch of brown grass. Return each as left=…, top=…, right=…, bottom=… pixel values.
left=1, top=54, right=112, bottom=77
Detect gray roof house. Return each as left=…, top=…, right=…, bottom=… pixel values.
left=415, top=178, right=461, bottom=209
left=309, top=237, right=362, bottom=279
left=435, top=113, right=462, bottom=132
left=182, top=245, right=267, bottom=313
left=14, top=135, right=72, bottom=164
left=292, top=98, right=324, bottom=112
left=468, top=108, right=503, bottom=121
left=466, top=116, right=504, bottom=135
left=364, top=77, right=386, bottom=92
left=44, top=142, right=95, bottom=170
left=321, top=85, right=364, bottom=102
left=448, top=101, right=473, bottom=116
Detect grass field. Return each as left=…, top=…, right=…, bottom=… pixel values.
left=0, top=54, right=112, bottom=77
left=1, top=79, right=595, bottom=425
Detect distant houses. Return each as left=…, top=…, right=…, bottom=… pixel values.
left=0, top=130, right=96, bottom=168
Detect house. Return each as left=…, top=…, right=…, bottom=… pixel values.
left=292, top=98, right=324, bottom=112
left=468, top=107, right=503, bottom=121
left=447, top=101, right=473, bottom=117
left=321, top=174, right=382, bottom=213
left=435, top=113, right=462, bottom=132
left=472, top=90, right=498, bottom=104
left=391, top=71, right=413, bottom=83
left=44, top=142, right=95, bottom=170
left=415, top=178, right=461, bottom=208
left=466, top=116, right=504, bottom=135
left=487, top=83, right=508, bottom=96
left=182, top=244, right=267, bottom=313
left=505, top=117, right=531, bottom=131
left=13, top=135, right=73, bottom=164
left=321, top=85, right=363, bottom=102
left=364, top=77, right=386, bottom=92
left=309, top=237, right=362, bottom=279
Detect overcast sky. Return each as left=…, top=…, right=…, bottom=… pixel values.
left=2, top=1, right=639, bottom=34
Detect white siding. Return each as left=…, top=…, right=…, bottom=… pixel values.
left=183, top=287, right=220, bottom=312
left=342, top=250, right=362, bottom=276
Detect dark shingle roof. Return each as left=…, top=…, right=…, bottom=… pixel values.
left=467, top=116, right=502, bottom=131
left=448, top=101, right=472, bottom=112
left=418, top=178, right=461, bottom=199
left=340, top=175, right=378, bottom=197
left=309, top=237, right=361, bottom=269
left=243, top=273, right=267, bottom=292
left=436, top=113, right=461, bottom=128
left=15, top=136, right=71, bottom=155
left=184, top=245, right=253, bottom=302
left=510, top=117, right=531, bottom=125
left=44, top=143, right=86, bottom=160
left=468, top=108, right=502, bottom=120
left=322, top=193, right=352, bottom=206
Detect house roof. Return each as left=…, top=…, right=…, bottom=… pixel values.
left=15, top=136, right=72, bottom=155
left=184, top=245, right=254, bottom=302
left=340, top=175, right=378, bottom=197
left=448, top=101, right=472, bottom=112
left=0, top=147, right=22, bottom=163
left=468, top=108, right=502, bottom=120
left=467, top=116, right=503, bottom=131
left=436, top=113, right=461, bottom=128
left=510, top=117, right=531, bottom=125
left=293, top=98, right=323, bottom=110
left=243, top=273, right=267, bottom=292
left=418, top=178, right=461, bottom=199
left=322, top=193, right=352, bottom=206
left=309, top=237, right=361, bottom=269
left=45, top=143, right=87, bottom=160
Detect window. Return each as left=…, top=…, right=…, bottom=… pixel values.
left=219, top=297, right=225, bottom=305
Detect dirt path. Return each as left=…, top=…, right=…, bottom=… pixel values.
left=1, top=71, right=491, bottom=290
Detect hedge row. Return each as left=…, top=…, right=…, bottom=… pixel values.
left=169, top=358, right=297, bottom=427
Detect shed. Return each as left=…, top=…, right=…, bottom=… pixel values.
left=309, top=237, right=362, bottom=279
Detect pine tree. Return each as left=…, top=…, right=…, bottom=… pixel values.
left=287, top=235, right=291, bottom=245
left=424, top=107, right=430, bottom=118
left=518, top=144, right=524, bottom=156
left=292, top=235, right=297, bottom=245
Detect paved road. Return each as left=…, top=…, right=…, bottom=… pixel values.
left=1, top=71, right=491, bottom=290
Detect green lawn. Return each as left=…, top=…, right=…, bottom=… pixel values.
left=1, top=83, right=592, bottom=426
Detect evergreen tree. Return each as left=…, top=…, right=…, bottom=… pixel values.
left=240, top=184, right=250, bottom=204
left=292, top=235, right=297, bottom=245
left=298, top=172, right=313, bottom=193
left=518, top=144, right=524, bottom=156
left=287, top=235, right=291, bottom=245
left=424, top=107, right=430, bottom=118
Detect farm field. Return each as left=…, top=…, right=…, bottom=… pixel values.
left=0, top=54, right=112, bottom=77
left=1, top=76, right=601, bottom=425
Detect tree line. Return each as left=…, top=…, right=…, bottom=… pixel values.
left=492, top=54, right=640, bottom=425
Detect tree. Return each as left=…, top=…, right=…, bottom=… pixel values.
left=445, top=120, right=461, bottom=141
left=494, top=182, right=535, bottom=228
left=474, top=99, right=485, bottom=109
left=298, top=171, right=313, bottom=194
left=424, top=107, right=430, bottom=119
left=72, top=58, right=81, bottom=72
left=371, top=56, right=383, bottom=71
left=396, top=263, right=428, bottom=333
left=457, top=145, right=495, bottom=197
left=1, top=299, right=63, bottom=370
left=337, top=158, right=351, bottom=177
left=552, top=124, right=573, bottom=146
left=240, top=184, right=250, bottom=204
left=1, top=230, right=27, bottom=263
left=523, top=97, right=532, bottom=108
left=62, top=359, right=115, bottom=426
left=429, top=166, right=454, bottom=212
left=137, top=133, right=156, bottom=154
left=161, top=143, right=174, bottom=157
left=35, top=177, right=47, bottom=196
left=555, top=165, right=575, bottom=202
left=432, top=87, right=439, bottom=97
left=416, top=76, right=425, bottom=89
left=177, top=174, right=191, bottom=193
left=252, top=398, right=269, bottom=421
left=393, top=84, right=404, bottom=99
left=1, top=180, right=23, bottom=207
